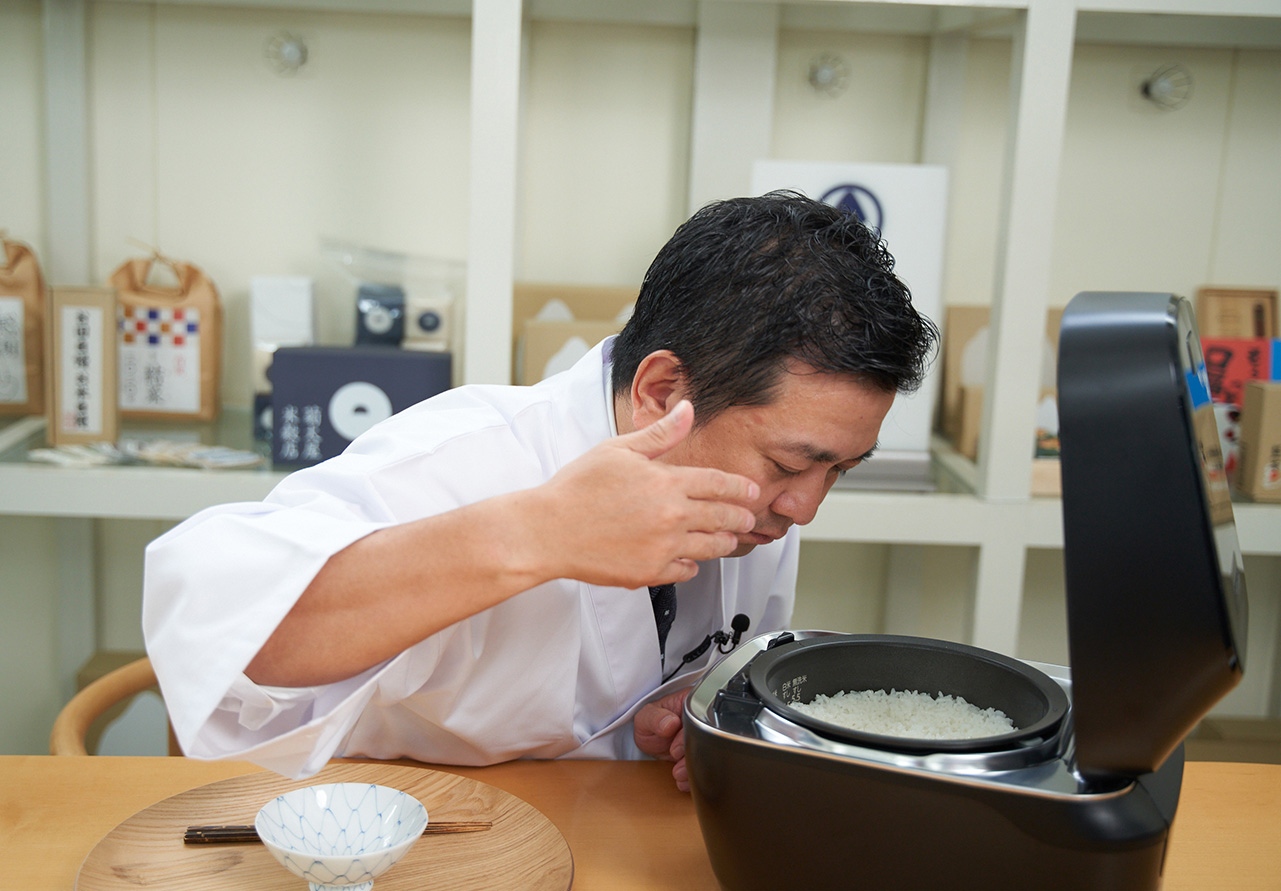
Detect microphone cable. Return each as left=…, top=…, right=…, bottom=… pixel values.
left=662, top=614, right=750, bottom=684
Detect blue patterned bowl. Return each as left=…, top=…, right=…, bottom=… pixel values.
left=254, top=783, right=429, bottom=891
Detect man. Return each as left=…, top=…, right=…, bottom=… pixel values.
left=142, top=191, right=937, bottom=788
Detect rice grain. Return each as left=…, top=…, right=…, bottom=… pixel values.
left=790, top=688, right=1016, bottom=739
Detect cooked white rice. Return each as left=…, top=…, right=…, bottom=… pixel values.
left=790, top=688, right=1016, bottom=739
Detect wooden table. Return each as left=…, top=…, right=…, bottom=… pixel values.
left=1, top=756, right=1278, bottom=889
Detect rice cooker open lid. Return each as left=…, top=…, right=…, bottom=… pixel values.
left=1057, top=292, right=1248, bottom=783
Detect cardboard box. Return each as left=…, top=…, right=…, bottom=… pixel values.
left=1031, top=457, right=1062, bottom=497
left=938, top=307, right=987, bottom=443
left=1235, top=380, right=1281, bottom=502
left=1197, top=287, right=1277, bottom=339
left=939, top=305, right=1062, bottom=454
left=46, top=287, right=118, bottom=446
left=956, top=384, right=983, bottom=461
left=520, top=319, right=622, bottom=386
left=937, top=305, right=1065, bottom=458
left=954, top=381, right=1058, bottom=469
left=513, top=283, right=636, bottom=385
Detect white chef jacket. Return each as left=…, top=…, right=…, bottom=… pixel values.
left=143, top=338, right=797, bottom=779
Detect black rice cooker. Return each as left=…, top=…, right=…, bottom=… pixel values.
left=684, top=292, right=1249, bottom=890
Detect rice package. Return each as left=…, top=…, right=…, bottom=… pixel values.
left=110, top=254, right=222, bottom=422
left=0, top=235, right=47, bottom=416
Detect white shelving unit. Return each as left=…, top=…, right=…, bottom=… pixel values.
left=465, top=0, right=1281, bottom=659
left=11, top=0, right=1281, bottom=691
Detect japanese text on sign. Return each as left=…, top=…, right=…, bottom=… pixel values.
left=59, top=304, right=104, bottom=435
left=0, top=296, right=26, bottom=403
left=278, top=403, right=324, bottom=462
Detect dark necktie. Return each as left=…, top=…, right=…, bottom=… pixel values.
left=648, top=583, right=677, bottom=662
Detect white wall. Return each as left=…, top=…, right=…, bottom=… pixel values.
left=772, top=28, right=929, bottom=162
left=0, top=517, right=62, bottom=755
left=1052, top=44, right=1281, bottom=300
left=792, top=541, right=890, bottom=633
left=1, top=0, right=58, bottom=757
left=518, top=19, right=695, bottom=286
left=0, top=0, right=46, bottom=258
left=3, top=4, right=1280, bottom=753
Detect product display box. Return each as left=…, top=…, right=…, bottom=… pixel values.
left=46, top=287, right=118, bottom=446
left=513, top=283, right=636, bottom=385
left=270, top=346, right=451, bottom=467
left=1200, top=338, right=1278, bottom=405
left=355, top=283, right=405, bottom=347
left=1235, top=380, right=1281, bottom=502
left=402, top=289, right=452, bottom=352
left=1196, top=287, right=1277, bottom=339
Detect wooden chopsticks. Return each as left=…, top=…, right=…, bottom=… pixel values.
left=184, top=821, right=492, bottom=845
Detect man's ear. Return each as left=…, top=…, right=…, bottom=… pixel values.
left=629, top=350, right=688, bottom=430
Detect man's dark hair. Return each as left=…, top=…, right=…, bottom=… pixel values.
left=611, top=190, right=940, bottom=423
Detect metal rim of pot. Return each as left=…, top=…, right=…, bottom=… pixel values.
left=748, top=634, right=1071, bottom=754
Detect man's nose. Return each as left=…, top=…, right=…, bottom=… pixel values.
left=769, top=469, right=831, bottom=526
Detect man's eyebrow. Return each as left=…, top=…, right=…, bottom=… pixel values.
left=780, top=441, right=879, bottom=465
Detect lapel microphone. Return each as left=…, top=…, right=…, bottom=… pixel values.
left=662, top=614, right=751, bottom=683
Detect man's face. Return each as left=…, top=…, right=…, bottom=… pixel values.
left=660, top=362, right=894, bottom=556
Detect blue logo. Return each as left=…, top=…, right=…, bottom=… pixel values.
left=820, top=184, right=883, bottom=231
left=1186, top=365, right=1211, bottom=409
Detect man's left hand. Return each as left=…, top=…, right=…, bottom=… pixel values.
left=634, top=687, right=693, bottom=792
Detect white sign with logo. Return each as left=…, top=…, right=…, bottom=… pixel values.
left=751, top=161, right=947, bottom=461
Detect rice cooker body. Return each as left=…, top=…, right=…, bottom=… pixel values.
left=686, top=715, right=1181, bottom=891
left=685, top=632, right=1182, bottom=891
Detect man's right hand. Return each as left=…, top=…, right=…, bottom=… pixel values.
left=524, top=399, right=758, bottom=589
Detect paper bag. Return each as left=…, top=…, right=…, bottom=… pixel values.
left=0, top=236, right=47, bottom=415
left=110, top=255, right=222, bottom=422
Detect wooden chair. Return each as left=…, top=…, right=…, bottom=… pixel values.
left=49, top=655, right=179, bottom=755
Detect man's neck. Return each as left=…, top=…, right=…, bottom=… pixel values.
left=613, top=393, right=635, bottom=436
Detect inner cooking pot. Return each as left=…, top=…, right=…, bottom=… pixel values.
left=749, top=634, right=1070, bottom=753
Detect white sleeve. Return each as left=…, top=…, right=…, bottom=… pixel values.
left=142, top=395, right=558, bottom=778
left=187, top=672, right=378, bottom=778
left=142, top=492, right=404, bottom=772
left=181, top=653, right=436, bottom=779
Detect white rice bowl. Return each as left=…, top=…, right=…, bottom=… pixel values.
left=790, top=688, right=1017, bottom=739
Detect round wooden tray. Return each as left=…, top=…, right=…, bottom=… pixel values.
left=77, top=762, right=573, bottom=889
